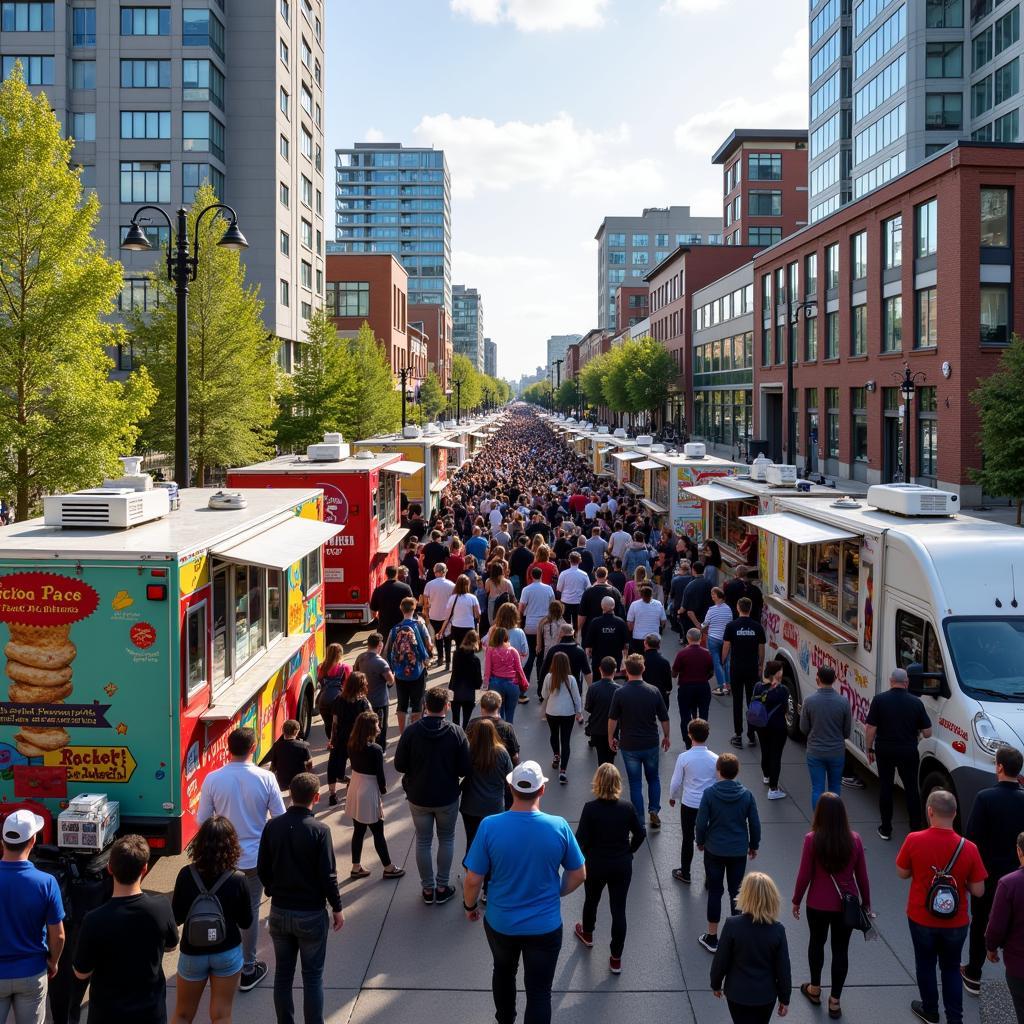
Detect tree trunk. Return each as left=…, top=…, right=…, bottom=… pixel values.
left=16, top=449, right=29, bottom=524
left=1017, top=495, right=1022, bottom=527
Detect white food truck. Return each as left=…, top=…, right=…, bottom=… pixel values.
left=741, top=482, right=1024, bottom=817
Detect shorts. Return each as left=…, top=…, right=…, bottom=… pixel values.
left=176, top=943, right=244, bottom=982
left=396, top=674, right=426, bottom=714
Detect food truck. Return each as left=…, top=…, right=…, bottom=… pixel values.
left=0, top=474, right=335, bottom=853
left=228, top=437, right=421, bottom=624
left=741, top=482, right=1024, bottom=818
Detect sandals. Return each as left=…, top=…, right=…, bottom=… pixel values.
left=828, top=998, right=842, bottom=1019
left=349, top=867, right=370, bottom=879
left=382, top=866, right=406, bottom=879
left=800, top=983, right=821, bottom=1007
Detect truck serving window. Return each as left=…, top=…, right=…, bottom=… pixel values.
left=944, top=618, right=1024, bottom=701
left=186, top=602, right=208, bottom=698
left=791, top=539, right=860, bottom=632
left=712, top=498, right=757, bottom=555
left=302, top=549, right=321, bottom=593
left=268, top=569, right=284, bottom=641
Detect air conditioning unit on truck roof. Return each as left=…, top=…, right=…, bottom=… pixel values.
left=44, top=488, right=170, bottom=529
left=866, top=483, right=958, bottom=517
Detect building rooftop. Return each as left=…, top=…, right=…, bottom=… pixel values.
left=711, top=128, right=809, bottom=165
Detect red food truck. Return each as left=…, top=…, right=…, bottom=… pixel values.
left=229, top=437, right=422, bottom=624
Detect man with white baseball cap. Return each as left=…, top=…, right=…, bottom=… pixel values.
left=0, top=809, right=65, bottom=1023
left=463, top=760, right=586, bottom=1024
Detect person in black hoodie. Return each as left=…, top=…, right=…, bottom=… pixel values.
left=586, top=657, right=621, bottom=766
left=450, top=630, right=483, bottom=728
left=751, top=660, right=790, bottom=801
left=394, top=685, right=471, bottom=906
left=573, top=764, right=646, bottom=974
left=642, top=634, right=673, bottom=707
left=710, top=871, right=792, bottom=1023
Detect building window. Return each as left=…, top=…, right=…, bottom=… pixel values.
left=981, top=187, right=1011, bottom=247
left=883, top=295, right=902, bottom=352
left=607, top=232, right=625, bottom=246
left=119, top=223, right=169, bottom=249
left=301, top=125, right=313, bottom=158
left=316, top=268, right=322, bottom=295
left=280, top=181, right=289, bottom=207
left=748, top=153, right=782, bottom=180
left=927, top=0, right=962, bottom=28
left=994, top=107, right=1020, bottom=140
left=805, top=315, right=818, bottom=361
left=300, top=175, right=312, bottom=206
left=851, top=231, right=867, bottom=280
left=851, top=388, right=868, bottom=463
left=825, top=310, right=839, bottom=359
left=915, top=287, right=938, bottom=348
left=748, top=227, right=782, bottom=246
left=121, top=58, right=170, bottom=87
left=917, top=386, right=938, bottom=477
left=916, top=198, right=938, bottom=257
left=301, top=35, right=312, bottom=68
left=2, top=54, right=54, bottom=84
left=805, top=253, right=818, bottom=296
left=280, top=87, right=289, bottom=117
left=749, top=190, right=782, bottom=216
left=183, top=59, right=225, bottom=108
left=72, top=60, right=96, bottom=89
left=851, top=304, right=867, bottom=356
left=301, top=301, right=312, bottom=320
left=279, top=230, right=289, bottom=255
left=631, top=251, right=649, bottom=265
left=120, top=7, right=171, bottom=36
left=655, top=233, right=669, bottom=247
left=980, top=285, right=1010, bottom=344
left=300, top=261, right=312, bottom=289
left=279, top=37, right=289, bottom=65
left=71, top=6, right=95, bottom=45
left=120, top=160, right=170, bottom=203
left=300, top=219, right=312, bottom=248
left=826, top=387, right=840, bottom=457
left=995, top=58, right=1020, bottom=105
left=280, top=279, right=289, bottom=307
left=328, top=281, right=369, bottom=318
left=71, top=112, right=95, bottom=141
left=826, top=243, right=839, bottom=289
left=120, top=110, right=170, bottom=139
left=925, top=92, right=963, bottom=129
left=183, top=163, right=224, bottom=202
left=926, top=40, right=963, bottom=77
left=973, top=76, right=993, bottom=118
left=118, top=278, right=159, bottom=312
left=996, top=6, right=1020, bottom=54
left=974, top=26, right=994, bottom=70
left=631, top=233, right=648, bottom=248
left=884, top=215, right=902, bottom=269
left=183, top=8, right=225, bottom=57
left=608, top=251, right=625, bottom=265
left=183, top=112, right=224, bottom=160
left=280, top=0, right=289, bottom=22
left=301, top=84, right=313, bottom=115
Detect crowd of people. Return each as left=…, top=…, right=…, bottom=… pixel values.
left=2, top=407, right=1024, bottom=1024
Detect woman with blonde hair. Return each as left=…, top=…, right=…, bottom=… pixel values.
left=710, top=871, right=792, bottom=1023
left=573, top=763, right=646, bottom=974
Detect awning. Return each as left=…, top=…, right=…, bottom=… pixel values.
left=632, top=459, right=664, bottom=471
left=202, top=633, right=310, bottom=722
left=739, top=513, right=860, bottom=546
left=612, top=452, right=642, bottom=462
left=211, top=517, right=340, bottom=572
left=685, top=482, right=751, bottom=503
left=377, top=527, right=410, bottom=554
left=642, top=499, right=669, bottom=515
left=430, top=479, right=450, bottom=492
left=598, top=445, right=615, bottom=454
left=385, top=459, right=426, bottom=476
left=433, top=440, right=462, bottom=450
left=469, top=432, right=488, bottom=439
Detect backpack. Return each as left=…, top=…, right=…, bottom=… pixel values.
left=388, top=621, right=428, bottom=681
left=926, top=837, right=965, bottom=920
left=746, top=687, right=782, bottom=730
left=184, top=867, right=232, bottom=948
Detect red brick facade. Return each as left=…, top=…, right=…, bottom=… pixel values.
left=409, top=303, right=454, bottom=392
left=615, top=286, right=649, bottom=333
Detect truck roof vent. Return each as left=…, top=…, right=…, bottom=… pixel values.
left=866, top=483, right=958, bottom=517
left=403, top=425, right=423, bottom=439
left=683, top=442, right=706, bottom=459
left=355, top=450, right=376, bottom=460
left=307, top=435, right=350, bottom=461
left=208, top=491, right=247, bottom=511
left=43, top=488, right=170, bottom=529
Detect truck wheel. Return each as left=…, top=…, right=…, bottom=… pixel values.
left=784, top=667, right=804, bottom=742
left=921, top=767, right=961, bottom=830
left=297, top=685, right=314, bottom=740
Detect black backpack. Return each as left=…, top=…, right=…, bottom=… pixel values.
left=926, top=838, right=965, bottom=920
left=184, top=867, right=232, bottom=948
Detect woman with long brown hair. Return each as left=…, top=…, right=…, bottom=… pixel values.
left=327, top=671, right=371, bottom=806
left=316, top=642, right=349, bottom=744
left=531, top=544, right=558, bottom=588
left=459, top=717, right=513, bottom=856
left=484, top=559, right=515, bottom=631
left=487, top=602, right=528, bottom=665
left=541, top=651, right=583, bottom=784
left=346, top=711, right=405, bottom=880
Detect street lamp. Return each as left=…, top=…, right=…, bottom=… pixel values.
left=553, top=358, right=564, bottom=390
left=452, top=378, right=463, bottom=424
left=483, top=388, right=492, bottom=413
left=121, top=203, right=248, bottom=487
left=895, top=363, right=927, bottom=483
left=398, top=367, right=413, bottom=430
left=789, top=299, right=817, bottom=467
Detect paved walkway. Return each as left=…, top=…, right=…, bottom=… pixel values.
left=144, top=625, right=995, bottom=1024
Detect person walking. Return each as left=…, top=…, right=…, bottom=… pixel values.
left=538, top=621, right=593, bottom=693
left=384, top=596, right=435, bottom=735
left=681, top=561, right=714, bottom=635
left=353, top=633, right=395, bottom=754
left=450, top=629, right=483, bottom=728
left=394, top=685, right=471, bottom=906
left=702, top=587, right=734, bottom=697
left=792, top=792, right=872, bottom=1019
left=642, top=633, right=673, bottom=707
left=483, top=626, right=531, bottom=724
left=0, top=809, right=65, bottom=1024
left=864, top=667, right=933, bottom=841
left=556, top=551, right=591, bottom=631
left=345, top=712, right=405, bottom=882
left=721, top=596, right=765, bottom=748
left=668, top=718, right=718, bottom=885
left=467, top=690, right=521, bottom=768
left=583, top=596, right=628, bottom=679
left=369, top=564, right=413, bottom=640
left=673, top=627, right=715, bottom=744
left=422, top=563, right=456, bottom=670
left=326, top=671, right=372, bottom=806
left=710, top=872, right=792, bottom=1024
left=573, top=763, right=646, bottom=973
left=585, top=657, right=620, bottom=767
left=269, top=719, right=313, bottom=793
left=535, top=599, right=566, bottom=690
left=462, top=761, right=587, bottom=1024
left=441, top=574, right=481, bottom=651
left=625, top=585, right=666, bottom=656
left=518, top=567, right=554, bottom=685
left=799, top=667, right=852, bottom=814
left=460, top=718, right=514, bottom=872
left=257, top=773, right=345, bottom=1024
left=198, top=726, right=286, bottom=992
left=895, top=789, right=987, bottom=1024
left=171, top=816, right=253, bottom=1024
left=751, top=660, right=790, bottom=800
left=607, top=653, right=671, bottom=830
left=315, top=643, right=349, bottom=746
left=985, top=830, right=1024, bottom=1022
left=577, top=566, right=624, bottom=638
left=541, top=651, right=583, bottom=784
left=695, top=752, right=761, bottom=954
left=962, top=745, right=1024, bottom=996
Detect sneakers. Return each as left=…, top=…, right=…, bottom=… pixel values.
left=767, top=789, right=788, bottom=800
left=671, top=868, right=691, bottom=884
left=746, top=735, right=757, bottom=747
left=574, top=922, right=594, bottom=948
left=552, top=755, right=560, bottom=769
left=559, top=772, right=568, bottom=785
left=328, top=792, right=339, bottom=807
left=239, top=960, right=268, bottom=992
left=518, top=695, right=529, bottom=704
left=609, top=956, right=622, bottom=974
left=960, top=965, right=981, bottom=996
left=698, top=932, right=719, bottom=953
left=729, top=735, right=743, bottom=748
left=910, top=1000, right=940, bottom=1024
left=649, top=811, right=661, bottom=829
left=762, top=776, right=770, bottom=785
left=422, top=887, right=435, bottom=905
left=878, top=827, right=893, bottom=841
left=434, top=885, right=456, bottom=905
left=841, top=774, right=865, bottom=790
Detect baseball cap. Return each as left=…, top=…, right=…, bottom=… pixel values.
left=3, top=809, right=44, bottom=844
left=506, top=760, right=548, bottom=795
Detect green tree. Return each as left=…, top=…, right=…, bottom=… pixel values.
left=0, top=64, right=155, bottom=519
left=493, top=378, right=511, bottom=404
left=418, top=370, right=446, bottom=421
left=970, top=335, right=1024, bottom=525
left=335, top=322, right=401, bottom=440
left=555, top=379, right=576, bottom=412
left=580, top=352, right=611, bottom=409
left=452, top=353, right=482, bottom=412
left=602, top=345, right=639, bottom=414
left=522, top=380, right=552, bottom=407
left=626, top=336, right=675, bottom=414
left=130, top=183, right=278, bottom=484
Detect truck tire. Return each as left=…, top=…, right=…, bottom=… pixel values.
left=783, top=665, right=804, bottom=742
left=297, top=684, right=314, bottom=740
left=921, top=767, right=961, bottom=831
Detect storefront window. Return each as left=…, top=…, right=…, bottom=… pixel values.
left=792, top=539, right=860, bottom=631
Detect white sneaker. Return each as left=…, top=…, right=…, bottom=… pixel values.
left=762, top=776, right=770, bottom=785
left=767, top=789, right=788, bottom=800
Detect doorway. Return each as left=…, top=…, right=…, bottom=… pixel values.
left=883, top=415, right=901, bottom=483
left=763, top=392, right=783, bottom=463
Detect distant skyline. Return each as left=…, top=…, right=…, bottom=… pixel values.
left=325, top=0, right=807, bottom=378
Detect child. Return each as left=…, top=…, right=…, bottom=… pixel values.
left=667, top=718, right=718, bottom=884
left=269, top=719, right=313, bottom=792
left=450, top=630, right=483, bottom=728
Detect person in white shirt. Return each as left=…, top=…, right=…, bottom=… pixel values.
left=625, top=586, right=667, bottom=654
left=556, top=552, right=591, bottom=635
left=198, top=726, right=286, bottom=990
left=702, top=587, right=735, bottom=696
left=608, top=523, right=632, bottom=562
left=422, top=563, right=457, bottom=670
left=667, top=718, right=718, bottom=884
left=488, top=505, right=503, bottom=533
left=583, top=499, right=600, bottom=522
left=606, top=496, right=618, bottom=517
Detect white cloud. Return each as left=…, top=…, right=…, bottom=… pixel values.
left=450, top=0, right=608, bottom=31
left=773, top=22, right=809, bottom=83
left=413, top=112, right=666, bottom=200
left=364, top=127, right=385, bottom=142
left=661, top=0, right=730, bottom=13
left=673, top=92, right=807, bottom=153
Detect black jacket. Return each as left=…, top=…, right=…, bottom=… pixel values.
left=257, top=807, right=342, bottom=913
left=450, top=646, right=483, bottom=704
left=643, top=650, right=673, bottom=700
left=966, top=781, right=1024, bottom=880
left=540, top=641, right=591, bottom=683
left=393, top=715, right=471, bottom=807
left=710, top=913, right=791, bottom=1007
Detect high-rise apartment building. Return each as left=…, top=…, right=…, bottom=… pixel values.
left=807, top=0, right=1024, bottom=224
left=453, top=284, right=484, bottom=370
left=334, top=142, right=452, bottom=315
left=546, top=333, right=583, bottom=374
left=484, top=337, right=497, bottom=378
left=1, top=0, right=327, bottom=373
left=594, top=206, right=723, bottom=329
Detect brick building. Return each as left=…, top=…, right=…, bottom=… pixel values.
left=753, top=142, right=1022, bottom=502
left=615, top=286, right=649, bottom=332
left=409, top=303, right=453, bottom=391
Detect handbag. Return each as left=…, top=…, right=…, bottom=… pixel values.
left=829, top=872, right=871, bottom=933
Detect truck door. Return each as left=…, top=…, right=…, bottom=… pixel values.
left=888, top=599, right=948, bottom=732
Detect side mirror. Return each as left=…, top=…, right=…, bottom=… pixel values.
left=907, top=662, right=949, bottom=698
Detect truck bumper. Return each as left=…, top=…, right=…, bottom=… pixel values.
left=326, top=604, right=371, bottom=625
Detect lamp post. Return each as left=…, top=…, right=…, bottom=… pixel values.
left=121, top=203, right=248, bottom=487
left=895, top=363, right=927, bottom=483
left=573, top=375, right=582, bottom=420
left=453, top=378, right=463, bottom=424
left=554, top=358, right=564, bottom=390
left=483, top=388, right=492, bottom=413
left=788, top=299, right=817, bottom=467
left=398, top=366, right=412, bottom=430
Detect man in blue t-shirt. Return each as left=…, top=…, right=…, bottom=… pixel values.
left=0, top=809, right=65, bottom=1020
left=463, top=761, right=586, bottom=1024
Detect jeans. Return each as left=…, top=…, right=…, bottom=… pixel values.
left=730, top=675, right=756, bottom=738
left=491, top=678, right=520, bottom=723
left=268, top=906, right=329, bottom=1024
left=372, top=703, right=390, bottom=754
left=708, top=636, right=729, bottom=689
left=876, top=747, right=922, bottom=833
left=678, top=684, right=711, bottom=746
left=621, top=745, right=661, bottom=820
left=966, top=880, right=996, bottom=979
left=908, top=919, right=969, bottom=1024
left=484, top=920, right=562, bottom=1024
left=546, top=714, right=575, bottom=768
left=409, top=800, right=459, bottom=890
left=807, top=754, right=844, bottom=813
left=523, top=632, right=539, bottom=685
left=758, top=729, right=787, bottom=790
left=704, top=851, right=746, bottom=924
left=241, top=866, right=264, bottom=971
left=352, top=820, right=391, bottom=867
left=679, top=804, right=698, bottom=876
left=0, top=972, right=46, bottom=1024
left=581, top=860, right=632, bottom=957
left=806, top=907, right=853, bottom=998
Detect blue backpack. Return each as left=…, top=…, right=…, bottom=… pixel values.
left=387, top=621, right=428, bottom=681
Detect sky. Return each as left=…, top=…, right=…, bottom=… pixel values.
left=325, top=0, right=809, bottom=380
